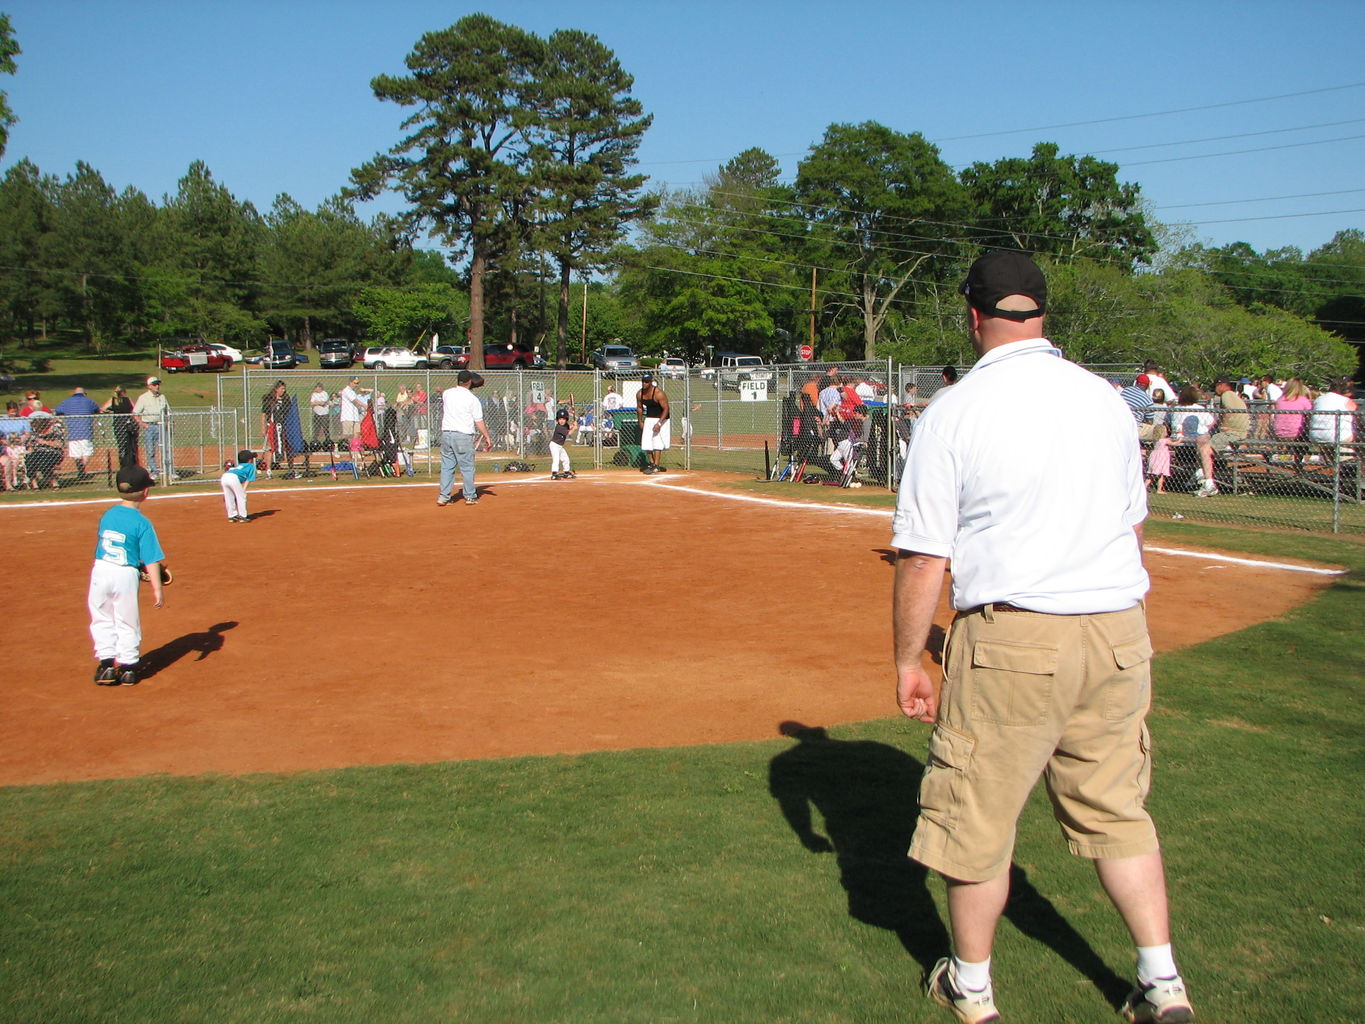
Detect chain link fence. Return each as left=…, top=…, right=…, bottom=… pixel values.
left=3, top=362, right=1359, bottom=534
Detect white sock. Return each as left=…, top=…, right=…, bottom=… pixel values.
left=952, top=955, right=992, bottom=992
left=1136, top=943, right=1178, bottom=984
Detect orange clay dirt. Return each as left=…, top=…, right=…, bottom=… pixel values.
left=0, top=470, right=1338, bottom=786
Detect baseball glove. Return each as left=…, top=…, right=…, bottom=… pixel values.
left=138, top=565, right=174, bottom=586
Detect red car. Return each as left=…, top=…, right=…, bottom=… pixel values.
left=455, top=343, right=545, bottom=370
left=160, top=344, right=235, bottom=373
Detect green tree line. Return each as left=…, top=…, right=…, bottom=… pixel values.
left=0, top=12, right=1357, bottom=382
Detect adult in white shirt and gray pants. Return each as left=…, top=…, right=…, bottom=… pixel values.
left=437, top=370, right=491, bottom=506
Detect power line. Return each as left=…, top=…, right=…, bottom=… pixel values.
left=932, top=82, right=1365, bottom=143
left=1123, top=133, right=1365, bottom=167
left=1165, top=207, right=1365, bottom=225
left=1155, top=188, right=1365, bottom=210
left=637, top=81, right=1365, bottom=168
left=1087, top=118, right=1365, bottom=156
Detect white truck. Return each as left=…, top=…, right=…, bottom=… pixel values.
left=701, top=353, right=774, bottom=390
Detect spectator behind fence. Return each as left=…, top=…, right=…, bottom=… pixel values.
left=1148, top=388, right=1171, bottom=435
left=1191, top=376, right=1249, bottom=497
left=1309, top=377, right=1357, bottom=445
left=309, top=383, right=332, bottom=447
left=339, top=377, right=370, bottom=442
left=901, top=381, right=923, bottom=415
left=1147, top=425, right=1172, bottom=493
left=54, top=386, right=101, bottom=478
left=0, top=428, right=21, bottom=490
left=396, top=385, right=416, bottom=445
left=1171, top=385, right=1214, bottom=444
left=134, top=376, right=172, bottom=479
left=1120, top=376, right=1156, bottom=439
left=101, top=385, right=138, bottom=469
left=799, top=373, right=824, bottom=435
left=3, top=402, right=27, bottom=489
left=25, top=411, right=65, bottom=489
left=261, top=380, right=307, bottom=478
left=1142, top=360, right=1174, bottom=403
left=412, top=384, right=429, bottom=440
left=817, top=374, right=843, bottom=423
left=1256, top=373, right=1284, bottom=403
left=1272, top=378, right=1314, bottom=442
left=21, top=390, right=51, bottom=416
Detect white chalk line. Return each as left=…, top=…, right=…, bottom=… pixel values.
left=1, top=471, right=1348, bottom=577
left=642, top=478, right=1346, bottom=577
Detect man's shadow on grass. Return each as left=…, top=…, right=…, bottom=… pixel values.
left=140, top=621, right=238, bottom=679
left=768, top=721, right=1129, bottom=1004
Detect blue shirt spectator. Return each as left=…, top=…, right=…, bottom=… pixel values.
left=1119, top=381, right=1153, bottom=424
left=54, top=387, right=102, bottom=441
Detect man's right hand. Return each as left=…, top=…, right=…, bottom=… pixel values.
left=896, top=662, right=938, bottom=723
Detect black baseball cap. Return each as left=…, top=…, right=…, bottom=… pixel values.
left=116, top=465, right=155, bottom=493
left=640, top=373, right=654, bottom=383
left=959, top=250, right=1047, bottom=322
left=237, top=449, right=255, bottom=463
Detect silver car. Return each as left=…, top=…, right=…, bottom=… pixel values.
left=591, top=345, right=640, bottom=377
left=658, top=357, right=688, bottom=379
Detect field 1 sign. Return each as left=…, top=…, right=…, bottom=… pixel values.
left=740, top=380, right=769, bottom=402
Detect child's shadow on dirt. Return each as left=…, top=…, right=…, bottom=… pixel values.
left=140, top=621, right=238, bottom=679
left=767, top=721, right=1129, bottom=1005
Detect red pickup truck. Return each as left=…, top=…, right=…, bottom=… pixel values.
left=159, top=344, right=235, bottom=373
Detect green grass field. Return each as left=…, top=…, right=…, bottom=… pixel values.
left=1, top=515, right=1361, bottom=1023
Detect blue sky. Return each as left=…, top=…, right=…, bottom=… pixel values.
left=2, top=0, right=1362, bottom=256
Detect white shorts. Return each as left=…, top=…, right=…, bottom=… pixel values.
left=642, top=417, right=671, bottom=451
left=68, top=439, right=94, bottom=459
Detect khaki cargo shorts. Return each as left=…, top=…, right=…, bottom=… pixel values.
left=908, top=603, right=1159, bottom=883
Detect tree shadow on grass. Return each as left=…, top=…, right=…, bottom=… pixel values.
left=140, top=621, right=238, bottom=679
left=768, top=722, right=1129, bottom=1006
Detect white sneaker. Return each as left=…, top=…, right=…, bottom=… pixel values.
left=926, top=958, right=1000, bottom=1024
left=1195, top=480, right=1218, bottom=497
left=1121, top=975, right=1194, bottom=1023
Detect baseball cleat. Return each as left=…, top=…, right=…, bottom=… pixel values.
left=116, top=664, right=140, bottom=686
left=94, top=660, right=117, bottom=685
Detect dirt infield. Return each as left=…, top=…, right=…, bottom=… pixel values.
left=0, top=471, right=1338, bottom=787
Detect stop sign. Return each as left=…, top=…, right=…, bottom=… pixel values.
left=799, top=344, right=814, bottom=362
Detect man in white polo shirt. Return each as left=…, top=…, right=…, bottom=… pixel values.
left=437, top=370, right=491, bottom=506
left=891, top=251, right=1192, bottom=1024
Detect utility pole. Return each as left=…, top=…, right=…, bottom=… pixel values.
left=809, top=267, right=818, bottom=351
left=580, top=279, right=589, bottom=363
